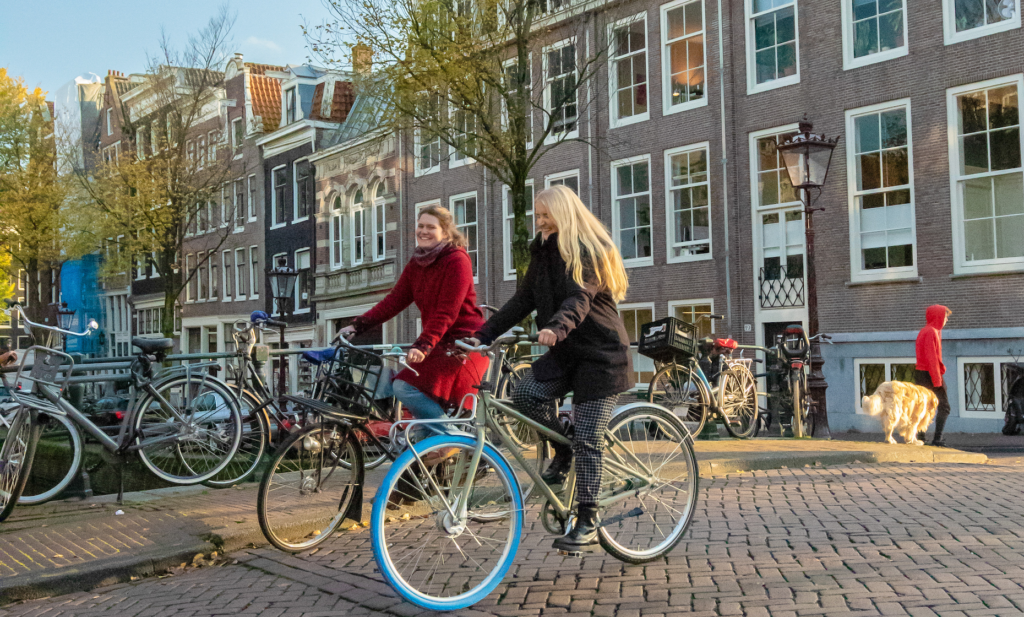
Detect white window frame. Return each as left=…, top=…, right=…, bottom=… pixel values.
left=943, top=0, right=1021, bottom=45
left=293, top=161, right=311, bottom=224
left=852, top=357, right=918, bottom=414
left=414, top=93, right=443, bottom=177
left=845, top=99, right=918, bottom=282
left=618, top=302, right=657, bottom=389
left=661, top=0, right=709, bottom=115
left=198, top=251, right=208, bottom=301
left=249, top=245, right=260, bottom=299
left=184, top=253, right=194, bottom=303
left=667, top=299, right=716, bottom=336
left=106, top=108, right=112, bottom=136
left=231, top=117, right=244, bottom=155
left=745, top=0, right=801, bottom=95
left=958, top=356, right=1019, bottom=419
left=294, top=248, right=311, bottom=315
left=247, top=174, right=258, bottom=221
left=234, top=247, right=247, bottom=301
left=220, top=183, right=229, bottom=228
left=449, top=100, right=477, bottom=169
left=329, top=194, right=345, bottom=270
left=352, top=196, right=366, bottom=267
left=946, top=74, right=1024, bottom=275
left=221, top=250, right=232, bottom=302
left=449, top=191, right=480, bottom=282
left=841, top=0, right=909, bottom=70
left=502, top=181, right=535, bottom=281
left=611, top=154, right=655, bottom=268
left=271, top=252, right=287, bottom=315
left=542, top=38, right=580, bottom=142
left=545, top=169, right=580, bottom=193
left=209, top=253, right=218, bottom=300
left=415, top=199, right=441, bottom=216
left=208, top=130, right=218, bottom=163
left=608, top=12, right=651, bottom=129
left=233, top=178, right=246, bottom=231
left=501, top=55, right=534, bottom=151
left=372, top=185, right=387, bottom=262
left=664, top=141, right=713, bottom=263
left=270, top=164, right=287, bottom=229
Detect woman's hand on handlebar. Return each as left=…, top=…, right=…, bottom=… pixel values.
left=462, top=337, right=482, bottom=348
left=537, top=329, right=557, bottom=347
left=408, top=348, right=426, bottom=363
left=338, top=325, right=357, bottom=339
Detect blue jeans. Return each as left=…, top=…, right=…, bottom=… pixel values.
left=392, top=380, right=454, bottom=440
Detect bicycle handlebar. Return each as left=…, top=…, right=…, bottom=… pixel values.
left=455, top=332, right=544, bottom=354
left=4, top=300, right=98, bottom=339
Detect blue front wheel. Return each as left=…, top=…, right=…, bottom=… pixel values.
left=371, top=435, right=523, bottom=610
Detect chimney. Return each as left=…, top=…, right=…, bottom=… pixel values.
left=352, top=43, right=373, bottom=74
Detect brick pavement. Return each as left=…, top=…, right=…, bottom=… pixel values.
left=5, top=462, right=1024, bottom=616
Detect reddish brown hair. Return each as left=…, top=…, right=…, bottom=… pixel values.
left=418, top=205, right=467, bottom=248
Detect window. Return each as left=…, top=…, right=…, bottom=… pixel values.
left=232, top=117, right=244, bottom=152
left=502, top=57, right=533, bottom=148
left=185, top=254, right=195, bottom=302
left=503, top=182, right=535, bottom=280
left=415, top=92, right=442, bottom=176
left=609, top=14, right=649, bottom=127
left=106, top=108, right=112, bottom=136
left=451, top=102, right=477, bottom=167
left=221, top=184, right=229, bottom=228
left=234, top=247, right=247, bottom=299
left=221, top=250, right=232, bottom=301
left=545, top=170, right=580, bottom=195
left=352, top=189, right=366, bottom=266
left=612, top=156, right=653, bottom=266
left=948, top=77, right=1024, bottom=273
left=186, top=140, right=194, bottom=168
left=329, top=196, right=345, bottom=269
left=271, top=253, right=286, bottom=314
left=847, top=101, right=916, bottom=278
left=197, top=135, right=207, bottom=169
left=249, top=246, right=260, bottom=298
left=854, top=358, right=917, bottom=412
left=295, top=249, right=312, bottom=313
left=285, top=87, right=297, bottom=124
left=137, top=128, right=147, bottom=159
left=619, top=304, right=655, bottom=387
left=662, top=0, right=706, bottom=113
left=198, top=252, right=208, bottom=300
left=943, top=0, right=1020, bottom=45
left=753, top=128, right=805, bottom=299
left=294, top=161, right=313, bottom=221
left=272, top=166, right=287, bottom=227
left=248, top=174, right=257, bottom=220
left=746, top=0, right=799, bottom=93
left=234, top=179, right=245, bottom=229
left=669, top=300, right=714, bottom=338
left=451, top=193, right=479, bottom=278
left=665, top=143, right=712, bottom=262
left=842, top=0, right=908, bottom=70
left=208, top=199, right=217, bottom=230
left=372, top=183, right=387, bottom=262
left=210, top=258, right=218, bottom=300
left=544, top=41, right=578, bottom=139
left=151, top=124, right=159, bottom=153
left=958, top=357, right=1023, bottom=418
left=208, top=130, right=218, bottom=163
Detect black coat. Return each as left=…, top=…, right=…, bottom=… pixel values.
left=477, top=233, right=632, bottom=403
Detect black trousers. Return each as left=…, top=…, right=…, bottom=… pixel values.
left=914, top=369, right=951, bottom=431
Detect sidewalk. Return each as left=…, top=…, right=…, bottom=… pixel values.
left=0, top=438, right=988, bottom=603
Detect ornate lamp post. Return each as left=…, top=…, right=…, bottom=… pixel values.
left=56, top=302, right=77, bottom=352
left=777, top=117, right=839, bottom=439
left=267, top=256, right=298, bottom=397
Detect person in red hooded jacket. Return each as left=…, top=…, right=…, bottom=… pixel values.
left=915, top=305, right=952, bottom=447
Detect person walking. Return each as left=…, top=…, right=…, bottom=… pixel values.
left=915, top=305, right=952, bottom=447
left=472, top=185, right=631, bottom=553
left=339, top=205, right=489, bottom=449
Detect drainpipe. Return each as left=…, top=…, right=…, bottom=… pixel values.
left=397, top=130, right=406, bottom=340
left=586, top=18, right=594, bottom=212
left=483, top=166, right=490, bottom=306
left=717, top=0, right=732, bottom=335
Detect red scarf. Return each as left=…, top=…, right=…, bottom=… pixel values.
left=411, top=242, right=453, bottom=267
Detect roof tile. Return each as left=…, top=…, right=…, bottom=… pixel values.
left=250, top=74, right=282, bottom=132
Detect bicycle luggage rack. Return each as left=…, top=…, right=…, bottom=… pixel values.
left=307, top=345, right=385, bottom=412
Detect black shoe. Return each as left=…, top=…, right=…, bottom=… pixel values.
left=553, top=505, right=600, bottom=554
left=931, top=439, right=947, bottom=448
left=541, top=445, right=573, bottom=486
left=917, top=431, right=927, bottom=443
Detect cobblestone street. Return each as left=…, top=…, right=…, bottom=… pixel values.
left=5, top=462, right=1024, bottom=616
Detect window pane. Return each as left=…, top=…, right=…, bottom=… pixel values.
left=880, top=109, right=907, bottom=147
left=878, top=10, right=904, bottom=51
left=860, top=363, right=885, bottom=398
left=853, top=19, right=878, bottom=57
left=964, top=218, right=996, bottom=261
left=964, top=362, right=996, bottom=411
left=990, top=128, right=1021, bottom=171
left=994, top=172, right=1024, bottom=216
left=891, top=363, right=916, bottom=383
left=882, top=149, right=909, bottom=187
left=961, top=134, right=990, bottom=175
left=996, top=214, right=1024, bottom=258
left=959, top=92, right=988, bottom=134
left=859, top=152, right=882, bottom=190
left=853, top=0, right=877, bottom=20
left=955, top=0, right=987, bottom=32
left=777, top=42, right=797, bottom=77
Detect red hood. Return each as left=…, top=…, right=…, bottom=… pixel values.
left=926, top=305, right=949, bottom=330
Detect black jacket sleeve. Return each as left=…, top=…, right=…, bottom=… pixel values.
left=476, top=264, right=537, bottom=344
left=542, top=263, right=599, bottom=343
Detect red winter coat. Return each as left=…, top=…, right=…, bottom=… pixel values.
left=352, top=244, right=489, bottom=408
left=916, top=304, right=949, bottom=388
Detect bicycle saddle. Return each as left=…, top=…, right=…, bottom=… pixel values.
left=133, top=337, right=174, bottom=354
left=302, top=348, right=339, bottom=365
left=714, top=338, right=738, bottom=350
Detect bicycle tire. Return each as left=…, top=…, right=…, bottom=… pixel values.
left=598, top=405, right=699, bottom=564
left=134, top=375, right=243, bottom=484
left=791, top=372, right=805, bottom=438
left=257, top=420, right=362, bottom=552
left=19, top=412, right=83, bottom=504
left=722, top=365, right=758, bottom=439
left=0, top=407, right=41, bottom=522
left=494, top=362, right=535, bottom=447
left=648, top=363, right=710, bottom=436
left=371, top=434, right=522, bottom=611
left=204, top=390, right=270, bottom=488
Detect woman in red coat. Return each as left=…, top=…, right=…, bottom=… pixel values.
left=339, top=206, right=489, bottom=440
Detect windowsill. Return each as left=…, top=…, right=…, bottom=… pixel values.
left=247, top=216, right=258, bottom=223
left=845, top=275, right=922, bottom=287
left=270, top=223, right=287, bottom=230
left=667, top=252, right=713, bottom=265
left=624, top=258, right=654, bottom=269
left=233, top=153, right=244, bottom=160
left=945, top=18, right=1021, bottom=45
left=449, top=157, right=475, bottom=169
left=293, top=308, right=311, bottom=315
left=543, top=129, right=580, bottom=146
left=233, top=226, right=245, bottom=234
left=414, top=167, right=440, bottom=178
left=293, top=216, right=309, bottom=224
left=843, top=46, right=908, bottom=71
left=950, top=266, right=1024, bottom=279
left=222, top=297, right=232, bottom=303
left=250, top=294, right=259, bottom=300
left=663, top=96, right=708, bottom=117
left=610, top=112, right=650, bottom=130
left=747, top=73, right=800, bottom=96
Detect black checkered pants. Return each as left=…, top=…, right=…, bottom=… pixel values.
left=511, top=373, right=616, bottom=507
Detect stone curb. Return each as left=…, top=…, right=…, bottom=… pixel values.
left=698, top=447, right=987, bottom=475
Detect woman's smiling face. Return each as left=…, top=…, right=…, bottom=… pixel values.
left=416, top=213, right=446, bottom=248
left=535, top=201, right=559, bottom=240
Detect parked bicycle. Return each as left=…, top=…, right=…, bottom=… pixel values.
left=368, top=332, right=699, bottom=611
left=0, top=300, right=242, bottom=521
left=645, top=315, right=758, bottom=438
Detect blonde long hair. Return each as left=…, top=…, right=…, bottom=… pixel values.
left=535, top=185, right=629, bottom=302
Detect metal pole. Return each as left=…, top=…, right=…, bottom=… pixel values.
left=804, top=187, right=830, bottom=439
left=277, top=306, right=288, bottom=397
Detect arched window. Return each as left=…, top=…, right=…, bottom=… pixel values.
left=372, top=182, right=387, bottom=261
left=329, top=195, right=345, bottom=269
left=352, top=189, right=365, bottom=265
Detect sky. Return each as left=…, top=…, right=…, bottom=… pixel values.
left=1, top=0, right=332, bottom=97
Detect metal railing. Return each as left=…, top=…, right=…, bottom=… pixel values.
left=758, top=266, right=805, bottom=309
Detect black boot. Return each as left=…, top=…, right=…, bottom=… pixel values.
left=541, top=443, right=572, bottom=486
left=916, top=431, right=927, bottom=443
left=931, top=415, right=948, bottom=447
left=553, top=505, right=600, bottom=554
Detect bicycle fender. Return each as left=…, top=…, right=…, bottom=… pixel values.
left=342, top=426, right=366, bottom=526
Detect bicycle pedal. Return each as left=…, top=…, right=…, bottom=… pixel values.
left=557, top=549, right=585, bottom=558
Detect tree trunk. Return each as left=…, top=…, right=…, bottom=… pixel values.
left=509, top=175, right=532, bottom=287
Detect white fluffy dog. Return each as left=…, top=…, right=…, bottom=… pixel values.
left=861, top=381, right=939, bottom=445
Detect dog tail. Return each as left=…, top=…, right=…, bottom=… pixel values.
left=862, top=395, right=882, bottom=416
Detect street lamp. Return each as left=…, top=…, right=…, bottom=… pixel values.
left=267, top=256, right=298, bottom=397
left=56, top=302, right=76, bottom=351
left=777, top=116, right=839, bottom=439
